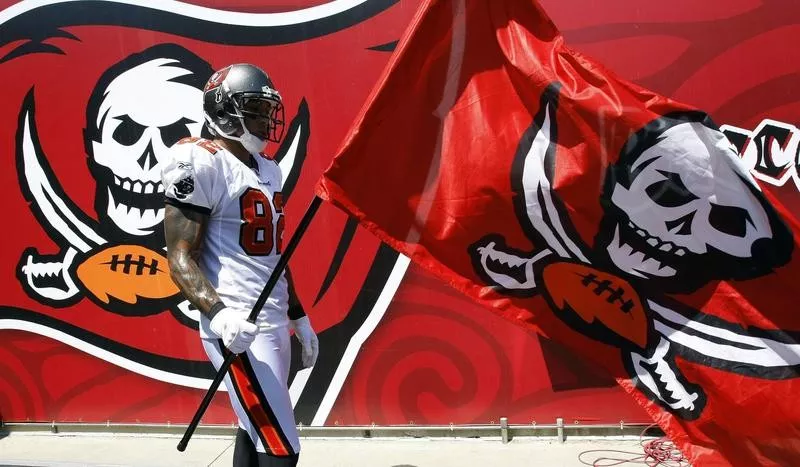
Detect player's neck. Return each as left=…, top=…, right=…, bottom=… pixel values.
left=214, top=137, right=251, bottom=163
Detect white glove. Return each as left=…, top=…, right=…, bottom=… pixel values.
left=290, top=316, right=319, bottom=368
left=209, top=308, right=258, bottom=354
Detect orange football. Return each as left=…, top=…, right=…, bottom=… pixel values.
left=76, top=244, right=179, bottom=304
left=542, top=261, right=648, bottom=350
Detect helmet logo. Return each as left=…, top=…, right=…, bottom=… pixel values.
left=204, top=66, right=230, bottom=92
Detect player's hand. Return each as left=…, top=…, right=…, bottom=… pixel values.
left=290, top=316, right=319, bottom=368
left=209, top=308, right=258, bottom=354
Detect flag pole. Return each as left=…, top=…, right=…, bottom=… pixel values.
left=177, top=195, right=323, bottom=452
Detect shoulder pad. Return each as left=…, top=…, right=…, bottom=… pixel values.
left=176, top=137, right=222, bottom=154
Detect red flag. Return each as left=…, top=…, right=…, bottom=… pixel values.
left=316, top=1, right=800, bottom=465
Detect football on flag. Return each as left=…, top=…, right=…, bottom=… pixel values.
left=532, top=262, right=646, bottom=350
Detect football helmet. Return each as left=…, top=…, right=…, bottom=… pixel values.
left=202, top=63, right=285, bottom=154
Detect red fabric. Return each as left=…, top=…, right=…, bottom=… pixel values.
left=316, top=1, right=800, bottom=466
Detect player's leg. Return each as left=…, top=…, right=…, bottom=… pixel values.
left=231, top=426, right=301, bottom=467
left=246, top=326, right=301, bottom=465
left=256, top=452, right=299, bottom=466
left=251, top=326, right=299, bottom=467
left=232, top=427, right=259, bottom=466
left=202, top=338, right=262, bottom=467
left=203, top=329, right=301, bottom=463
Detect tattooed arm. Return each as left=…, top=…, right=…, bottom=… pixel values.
left=163, top=203, right=221, bottom=319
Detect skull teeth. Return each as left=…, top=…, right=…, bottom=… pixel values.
left=106, top=188, right=165, bottom=234
left=624, top=221, right=686, bottom=259
left=113, top=176, right=163, bottom=194
left=606, top=221, right=693, bottom=278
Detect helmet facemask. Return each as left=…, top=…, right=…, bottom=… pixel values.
left=234, top=92, right=285, bottom=143
left=207, top=93, right=284, bottom=154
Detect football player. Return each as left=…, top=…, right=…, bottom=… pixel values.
left=162, top=63, right=318, bottom=467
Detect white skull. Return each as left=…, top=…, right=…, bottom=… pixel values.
left=606, top=122, right=773, bottom=278
left=91, top=58, right=205, bottom=236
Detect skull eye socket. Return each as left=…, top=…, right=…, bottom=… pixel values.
left=112, top=115, right=146, bottom=146
left=709, top=203, right=753, bottom=238
left=160, top=117, right=195, bottom=148
left=646, top=170, right=699, bottom=207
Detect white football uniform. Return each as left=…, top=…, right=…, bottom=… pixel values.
left=162, top=137, right=290, bottom=337
left=162, top=137, right=299, bottom=457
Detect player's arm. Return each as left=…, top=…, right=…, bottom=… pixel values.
left=163, top=204, right=220, bottom=318
left=285, top=268, right=318, bottom=367
left=163, top=202, right=256, bottom=354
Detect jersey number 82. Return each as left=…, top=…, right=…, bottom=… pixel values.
left=239, top=187, right=284, bottom=256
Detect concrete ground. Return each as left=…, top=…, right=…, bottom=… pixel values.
left=0, top=432, right=680, bottom=467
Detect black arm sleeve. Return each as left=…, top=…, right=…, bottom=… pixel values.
left=286, top=268, right=306, bottom=320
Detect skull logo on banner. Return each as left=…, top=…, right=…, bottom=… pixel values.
left=86, top=44, right=213, bottom=247
left=5, top=0, right=406, bottom=427
left=470, top=84, right=796, bottom=419
left=17, top=44, right=216, bottom=317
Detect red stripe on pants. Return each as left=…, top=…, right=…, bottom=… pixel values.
left=229, top=356, right=290, bottom=456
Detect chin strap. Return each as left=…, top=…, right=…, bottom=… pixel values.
left=206, top=118, right=266, bottom=154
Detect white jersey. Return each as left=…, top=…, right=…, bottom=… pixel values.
left=162, top=137, right=289, bottom=338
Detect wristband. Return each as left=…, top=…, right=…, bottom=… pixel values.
left=208, top=301, right=227, bottom=320
left=288, top=304, right=305, bottom=321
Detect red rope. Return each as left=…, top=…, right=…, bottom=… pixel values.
left=577, top=424, right=691, bottom=467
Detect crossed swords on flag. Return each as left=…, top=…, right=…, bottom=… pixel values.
left=470, top=100, right=800, bottom=419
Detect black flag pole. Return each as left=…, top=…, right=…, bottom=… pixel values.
left=177, top=195, right=323, bottom=452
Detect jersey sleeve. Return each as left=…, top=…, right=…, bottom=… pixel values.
left=161, top=143, right=220, bottom=214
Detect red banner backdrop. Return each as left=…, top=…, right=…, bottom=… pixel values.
left=0, top=0, right=797, bottom=430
